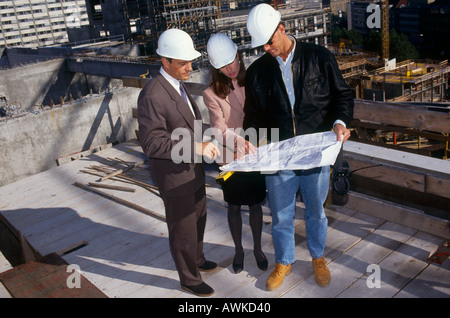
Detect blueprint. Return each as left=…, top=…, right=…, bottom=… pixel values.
left=220, top=131, right=342, bottom=172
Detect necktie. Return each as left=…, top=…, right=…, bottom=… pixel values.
left=180, top=82, right=197, bottom=118
left=179, top=82, right=189, bottom=104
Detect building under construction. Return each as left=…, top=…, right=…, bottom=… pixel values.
left=122, top=0, right=331, bottom=59
left=329, top=47, right=450, bottom=103
left=362, top=59, right=450, bottom=103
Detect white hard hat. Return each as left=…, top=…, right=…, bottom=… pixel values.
left=247, top=4, right=281, bottom=48
left=156, top=28, right=201, bottom=61
left=207, top=33, right=238, bottom=69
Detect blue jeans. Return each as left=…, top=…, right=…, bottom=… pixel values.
left=265, top=166, right=330, bottom=264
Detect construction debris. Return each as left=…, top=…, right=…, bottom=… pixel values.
left=75, top=157, right=164, bottom=221
left=428, top=240, right=450, bottom=265
left=74, top=182, right=165, bottom=222
left=79, top=157, right=159, bottom=194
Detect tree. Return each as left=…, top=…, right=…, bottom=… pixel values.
left=389, top=29, right=419, bottom=61
left=363, top=29, right=418, bottom=61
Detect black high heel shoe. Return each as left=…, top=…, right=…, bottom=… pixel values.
left=232, top=253, right=244, bottom=274
left=254, top=251, right=268, bottom=271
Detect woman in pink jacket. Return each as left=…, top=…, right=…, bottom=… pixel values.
left=203, top=33, right=267, bottom=274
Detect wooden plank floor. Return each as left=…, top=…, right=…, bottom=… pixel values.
left=0, top=140, right=449, bottom=298
left=0, top=251, right=12, bottom=298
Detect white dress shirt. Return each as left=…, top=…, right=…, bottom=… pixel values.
left=275, top=37, right=345, bottom=129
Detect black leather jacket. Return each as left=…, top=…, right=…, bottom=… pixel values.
left=243, top=41, right=354, bottom=142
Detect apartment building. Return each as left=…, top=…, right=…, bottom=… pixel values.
left=0, top=0, right=90, bottom=48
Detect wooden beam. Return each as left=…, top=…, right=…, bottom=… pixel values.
left=99, top=160, right=144, bottom=181
left=354, top=100, right=450, bottom=134
left=331, top=191, right=450, bottom=239
left=74, top=182, right=165, bottom=222
left=344, top=141, right=450, bottom=177
left=346, top=156, right=426, bottom=193
left=122, top=76, right=150, bottom=88
left=88, top=182, right=136, bottom=193
left=351, top=120, right=450, bottom=142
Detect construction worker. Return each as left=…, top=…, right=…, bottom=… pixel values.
left=203, top=33, right=268, bottom=274
left=244, top=4, right=354, bottom=291
left=137, top=28, right=220, bottom=297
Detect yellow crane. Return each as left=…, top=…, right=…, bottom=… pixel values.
left=381, top=0, right=389, bottom=61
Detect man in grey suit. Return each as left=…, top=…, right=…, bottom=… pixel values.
left=137, top=29, right=220, bottom=297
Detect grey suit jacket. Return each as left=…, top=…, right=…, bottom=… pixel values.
left=137, top=73, right=205, bottom=197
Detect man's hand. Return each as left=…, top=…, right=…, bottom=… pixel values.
left=196, top=141, right=220, bottom=160
left=333, top=123, right=351, bottom=143
left=235, top=136, right=257, bottom=160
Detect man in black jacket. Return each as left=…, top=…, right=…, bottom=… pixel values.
left=244, top=4, right=354, bottom=291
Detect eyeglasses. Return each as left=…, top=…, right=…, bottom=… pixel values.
left=266, top=23, right=281, bottom=46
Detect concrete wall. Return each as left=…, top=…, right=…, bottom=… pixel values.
left=0, top=58, right=123, bottom=111
left=0, top=50, right=236, bottom=187
left=0, top=87, right=140, bottom=187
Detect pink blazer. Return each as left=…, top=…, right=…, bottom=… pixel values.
left=202, top=85, right=246, bottom=165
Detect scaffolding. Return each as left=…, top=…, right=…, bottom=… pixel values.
left=123, top=0, right=223, bottom=54
left=122, top=1, right=330, bottom=62
left=363, top=59, right=450, bottom=102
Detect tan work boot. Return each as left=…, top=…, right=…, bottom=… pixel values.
left=266, top=263, right=292, bottom=291
left=312, top=256, right=331, bottom=287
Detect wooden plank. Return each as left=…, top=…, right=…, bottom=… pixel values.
left=340, top=191, right=450, bottom=239
left=347, top=156, right=450, bottom=200
left=125, top=270, right=182, bottom=298
left=61, top=211, right=164, bottom=270
left=0, top=282, right=11, bottom=298
left=344, top=140, right=450, bottom=177
left=208, top=204, right=353, bottom=298
left=78, top=221, right=170, bottom=292
left=0, top=251, right=12, bottom=273
left=74, top=182, right=165, bottom=222
left=10, top=192, right=102, bottom=237
left=88, top=182, right=136, bottom=192
left=346, top=157, right=426, bottom=193
left=107, top=197, right=237, bottom=296
left=38, top=202, right=147, bottom=256
left=107, top=192, right=268, bottom=297
left=338, top=231, right=445, bottom=297
left=5, top=170, right=162, bottom=259
left=283, top=222, right=417, bottom=297
left=0, top=253, right=107, bottom=298
left=354, top=100, right=450, bottom=134
left=351, top=120, right=450, bottom=142
left=426, top=175, right=450, bottom=199
left=230, top=211, right=385, bottom=298
left=122, top=76, right=150, bottom=88
left=395, top=236, right=450, bottom=298
left=99, top=160, right=144, bottom=181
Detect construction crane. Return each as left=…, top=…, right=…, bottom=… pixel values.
left=216, top=1, right=221, bottom=19
left=381, top=0, right=389, bottom=61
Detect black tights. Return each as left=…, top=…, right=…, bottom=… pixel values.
left=227, top=203, right=265, bottom=263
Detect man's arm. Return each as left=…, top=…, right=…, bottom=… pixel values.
left=327, top=52, right=354, bottom=143
left=243, top=65, right=269, bottom=145
left=138, top=93, right=177, bottom=160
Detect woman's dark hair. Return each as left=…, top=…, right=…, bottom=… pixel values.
left=210, top=51, right=246, bottom=99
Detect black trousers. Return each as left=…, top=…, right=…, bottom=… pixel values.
left=162, top=186, right=207, bottom=286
